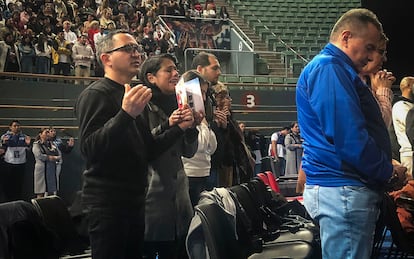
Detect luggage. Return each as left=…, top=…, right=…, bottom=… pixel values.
left=278, top=176, right=300, bottom=197
left=260, top=156, right=280, bottom=177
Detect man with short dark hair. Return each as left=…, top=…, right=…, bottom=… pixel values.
left=269, top=126, right=290, bottom=176
left=75, top=30, right=183, bottom=259
left=0, top=120, right=31, bottom=202
left=191, top=51, right=222, bottom=85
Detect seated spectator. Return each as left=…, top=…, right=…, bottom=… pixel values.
left=202, top=2, right=216, bottom=18
left=99, top=7, right=114, bottom=29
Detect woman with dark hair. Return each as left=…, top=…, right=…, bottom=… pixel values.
left=180, top=70, right=217, bottom=207
left=34, top=33, right=52, bottom=74
left=32, top=128, right=61, bottom=198
left=212, top=81, right=254, bottom=187
left=218, top=5, right=230, bottom=20
left=284, top=121, right=303, bottom=176
left=139, top=54, right=199, bottom=259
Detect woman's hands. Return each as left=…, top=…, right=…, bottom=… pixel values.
left=169, top=104, right=204, bottom=130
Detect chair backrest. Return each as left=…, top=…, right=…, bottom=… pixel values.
left=229, top=184, right=265, bottom=234
left=265, top=171, right=281, bottom=193
left=230, top=183, right=283, bottom=242
left=257, top=172, right=269, bottom=186
left=0, top=200, right=60, bottom=259
left=195, top=202, right=245, bottom=259
left=31, top=195, right=87, bottom=254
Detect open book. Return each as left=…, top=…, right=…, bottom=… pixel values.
left=175, top=77, right=205, bottom=114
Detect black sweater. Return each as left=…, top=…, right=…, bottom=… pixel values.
left=75, top=78, right=183, bottom=208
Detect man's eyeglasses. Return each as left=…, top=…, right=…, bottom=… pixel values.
left=105, top=44, right=142, bottom=54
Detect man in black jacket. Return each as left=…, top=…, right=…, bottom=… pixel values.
left=75, top=30, right=186, bottom=259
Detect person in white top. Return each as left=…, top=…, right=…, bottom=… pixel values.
left=392, top=76, right=414, bottom=177
left=72, top=34, right=94, bottom=84
left=63, top=20, right=78, bottom=44
left=269, top=126, right=290, bottom=176
left=181, top=70, right=217, bottom=207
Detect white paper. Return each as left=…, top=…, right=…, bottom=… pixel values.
left=175, top=77, right=205, bottom=114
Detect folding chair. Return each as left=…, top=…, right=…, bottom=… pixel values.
left=31, top=195, right=91, bottom=258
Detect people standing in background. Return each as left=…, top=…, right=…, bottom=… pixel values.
left=0, top=32, right=20, bottom=73
left=18, top=33, right=35, bottom=73
left=296, top=9, right=402, bottom=258
left=284, top=121, right=303, bottom=176
left=158, top=31, right=175, bottom=55
left=139, top=54, right=199, bottom=259
left=32, top=128, right=61, bottom=198
left=392, top=76, right=414, bottom=178
left=72, top=33, right=95, bottom=85
left=181, top=70, right=217, bottom=207
left=48, top=127, right=75, bottom=192
left=359, top=32, right=395, bottom=128
left=34, top=33, right=52, bottom=74
left=62, top=20, right=78, bottom=44
left=212, top=82, right=254, bottom=187
left=51, top=30, right=72, bottom=76
left=75, top=30, right=164, bottom=259
left=296, top=31, right=397, bottom=193
left=246, top=129, right=267, bottom=175
left=269, top=126, right=290, bottom=176
left=191, top=51, right=228, bottom=189
left=0, top=120, right=31, bottom=202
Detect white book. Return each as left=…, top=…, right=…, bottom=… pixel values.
left=175, top=77, right=205, bottom=114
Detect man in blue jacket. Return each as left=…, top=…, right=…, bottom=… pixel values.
left=296, top=9, right=403, bottom=259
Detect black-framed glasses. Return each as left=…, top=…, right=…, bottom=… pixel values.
left=105, top=44, right=142, bottom=54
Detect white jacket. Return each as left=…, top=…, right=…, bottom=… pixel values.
left=182, top=122, right=217, bottom=177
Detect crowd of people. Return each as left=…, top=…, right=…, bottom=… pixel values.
left=0, top=0, right=230, bottom=79
left=72, top=27, right=255, bottom=257
left=0, top=121, right=74, bottom=202
left=2, top=3, right=414, bottom=259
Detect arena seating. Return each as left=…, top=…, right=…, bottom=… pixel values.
left=227, top=0, right=361, bottom=73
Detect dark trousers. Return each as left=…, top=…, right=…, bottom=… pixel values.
left=87, top=206, right=145, bottom=259
left=188, top=176, right=209, bottom=207
left=143, top=237, right=188, bottom=259
left=53, top=62, right=71, bottom=76
left=0, top=162, right=25, bottom=202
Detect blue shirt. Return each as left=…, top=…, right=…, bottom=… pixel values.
left=296, top=43, right=392, bottom=188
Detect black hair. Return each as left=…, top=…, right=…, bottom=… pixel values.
left=138, top=53, right=177, bottom=89
left=191, top=51, right=216, bottom=69
left=181, top=69, right=209, bottom=85
left=9, top=120, right=20, bottom=126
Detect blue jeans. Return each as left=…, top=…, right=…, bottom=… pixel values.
left=304, top=185, right=381, bottom=259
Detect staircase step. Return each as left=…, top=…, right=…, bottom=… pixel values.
left=213, top=0, right=286, bottom=76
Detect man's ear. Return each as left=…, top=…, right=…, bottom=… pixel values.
left=100, top=53, right=110, bottom=66
left=342, top=30, right=351, bottom=46
left=196, top=65, right=203, bottom=73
